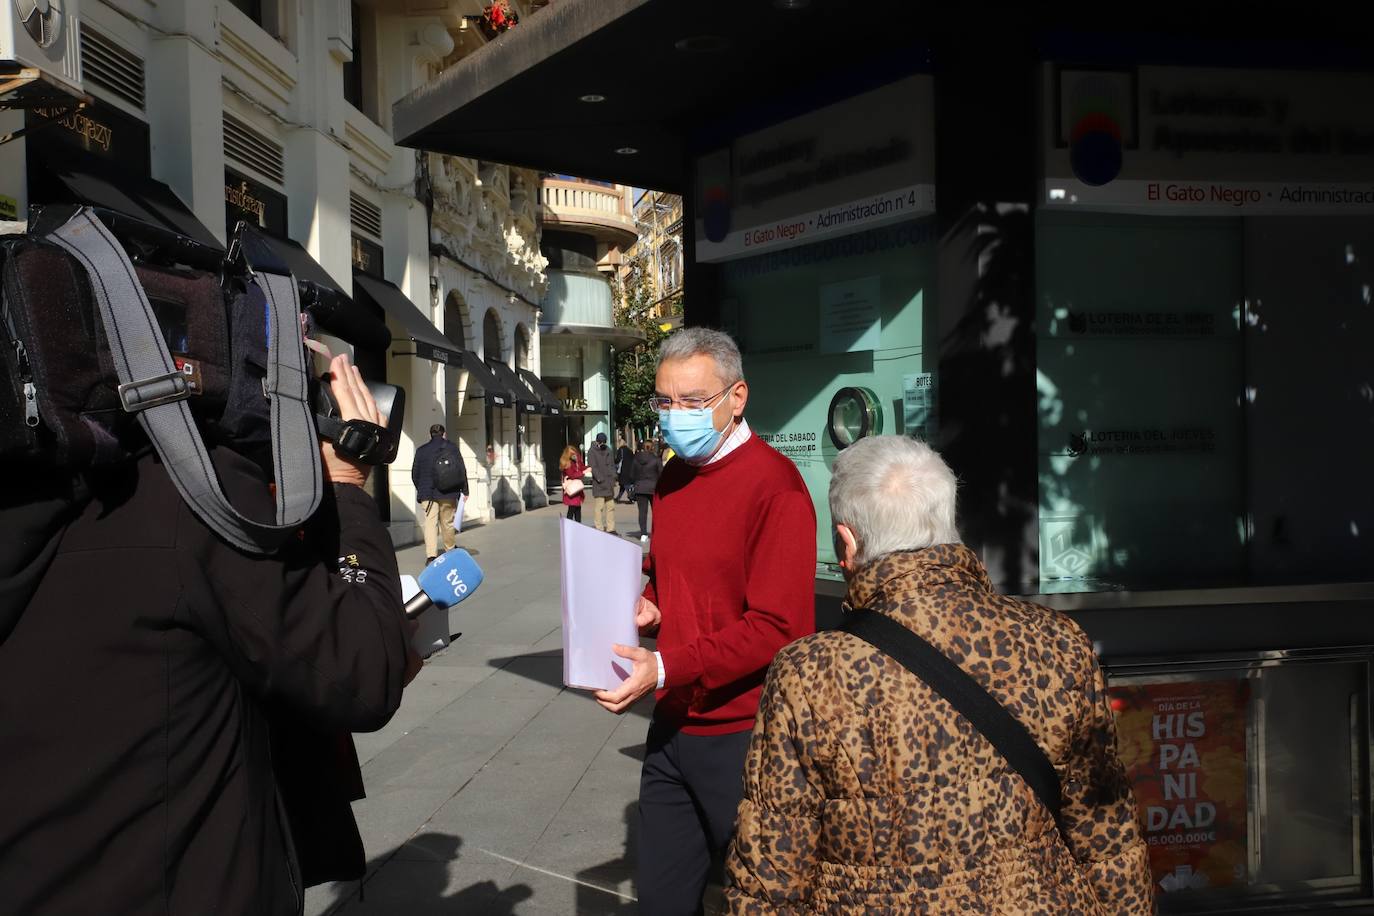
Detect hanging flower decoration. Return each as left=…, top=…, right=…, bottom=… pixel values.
left=480, top=1, right=519, bottom=39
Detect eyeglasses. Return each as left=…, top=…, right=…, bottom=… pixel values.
left=647, top=382, right=736, bottom=413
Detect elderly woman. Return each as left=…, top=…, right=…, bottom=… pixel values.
left=725, top=436, right=1152, bottom=914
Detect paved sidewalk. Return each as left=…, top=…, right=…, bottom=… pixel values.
left=306, top=499, right=681, bottom=916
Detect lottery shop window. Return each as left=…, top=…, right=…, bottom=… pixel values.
left=1107, top=652, right=1371, bottom=911
left=1035, top=211, right=1374, bottom=592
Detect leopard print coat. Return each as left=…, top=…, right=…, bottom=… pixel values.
left=724, top=544, right=1153, bottom=914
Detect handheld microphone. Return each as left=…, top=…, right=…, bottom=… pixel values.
left=404, top=549, right=484, bottom=619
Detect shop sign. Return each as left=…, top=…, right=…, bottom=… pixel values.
left=562, top=397, right=589, bottom=411
left=695, top=74, right=936, bottom=262
left=1043, top=65, right=1374, bottom=214
left=755, top=429, right=820, bottom=464
left=1109, top=679, right=1251, bottom=894
left=224, top=168, right=288, bottom=238
left=351, top=234, right=384, bottom=277
left=1056, top=427, right=1218, bottom=458
left=25, top=99, right=151, bottom=175
left=1043, top=178, right=1374, bottom=215
left=902, top=372, right=934, bottom=441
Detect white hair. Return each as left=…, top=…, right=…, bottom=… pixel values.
left=829, top=436, right=960, bottom=567
left=658, top=327, right=744, bottom=384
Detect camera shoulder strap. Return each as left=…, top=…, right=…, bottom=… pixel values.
left=48, top=208, right=321, bottom=554
left=840, top=608, right=1067, bottom=843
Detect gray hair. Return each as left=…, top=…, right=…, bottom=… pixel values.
left=658, top=327, right=744, bottom=384
left=829, top=436, right=960, bottom=567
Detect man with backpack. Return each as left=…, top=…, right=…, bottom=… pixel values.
left=413, top=423, right=469, bottom=563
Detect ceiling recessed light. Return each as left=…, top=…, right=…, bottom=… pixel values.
left=673, top=35, right=730, bottom=54
left=773, top=0, right=811, bottom=7
left=579, top=93, right=606, bottom=103
left=615, top=147, right=638, bottom=156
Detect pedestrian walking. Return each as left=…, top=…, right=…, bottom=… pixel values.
left=560, top=445, right=586, bottom=523
left=592, top=329, right=816, bottom=916
left=614, top=434, right=635, bottom=502
left=631, top=438, right=662, bottom=541
left=412, top=424, right=468, bottom=564
left=588, top=431, right=618, bottom=534
left=725, top=435, right=1153, bottom=914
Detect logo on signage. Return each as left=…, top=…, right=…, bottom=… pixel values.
left=224, top=181, right=266, bottom=226
left=32, top=106, right=113, bottom=154
left=351, top=237, right=372, bottom=272
left=1062, top=72, right=1127, bottom=186
left=562, top=397, right=588, bottom=411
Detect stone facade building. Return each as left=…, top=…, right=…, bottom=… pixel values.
left=0, top=0, right=553, bottom=541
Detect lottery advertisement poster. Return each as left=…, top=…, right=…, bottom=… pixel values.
left=1110, top=679, right=1251, bottom=894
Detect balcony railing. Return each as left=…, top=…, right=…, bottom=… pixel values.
left=539, top=178, right=637, bottom=245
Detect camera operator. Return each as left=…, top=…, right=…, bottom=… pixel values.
left=0, top=353, right=419, bottom=915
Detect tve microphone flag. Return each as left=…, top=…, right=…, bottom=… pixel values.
left=404, top=549, right=484, bottom=619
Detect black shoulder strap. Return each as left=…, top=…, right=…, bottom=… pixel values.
left=840, top=610, right=1065, bottom=838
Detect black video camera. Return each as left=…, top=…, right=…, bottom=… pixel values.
left=227, top=223, right=405, bottom=467
left=312, top=373, right=405, bottom=466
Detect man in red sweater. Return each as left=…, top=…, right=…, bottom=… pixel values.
left=594, top=328, right=816, bottom=915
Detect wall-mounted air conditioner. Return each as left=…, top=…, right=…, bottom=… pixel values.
left=1, top=0, right=83, bottom=99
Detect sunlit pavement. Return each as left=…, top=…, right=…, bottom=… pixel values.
left=307, top=499, right=724, bottom=915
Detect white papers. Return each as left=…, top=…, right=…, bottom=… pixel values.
left=401, top=574, right=449, bottom=659
left=451, top=493, right=467, bottom=532
left=559, top=518, right=641, bottom=691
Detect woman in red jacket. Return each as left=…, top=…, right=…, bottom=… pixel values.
left=559, top=445, right=587, bottom=522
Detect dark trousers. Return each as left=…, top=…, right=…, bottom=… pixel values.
left=637, top=723, right=751, bottom=916
left=566, top=505, right=581, bottom=523
left=636, top=494, right=652, bottom=536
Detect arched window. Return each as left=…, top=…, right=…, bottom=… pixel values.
left=444, top=291, right=468, bottom=351
left=483, top=309, right=503, bottom=363
left=515, top=324, right=531, bottom=371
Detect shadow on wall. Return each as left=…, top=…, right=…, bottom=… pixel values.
left=522, top=475, right=549, bottom=510
left=323, top=833, right=532, bottom=914
left=938, top=202, right=1038, bottom=591
left=392, top=495, right=419, bottom=533
left=491, top=475, right=523, bottom=518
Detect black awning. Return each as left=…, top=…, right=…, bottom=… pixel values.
left=351, top=272, right=515, bottom=406
left=487, top=360, right=541, bottom=412
left=456, top=350, right=515, bottom=408
left=353, top=272, right=462, bottom=366
left=518, top=368, right=564, bottom=416
left=36, top=150, right=224, bottom=253
left=233, top=226, right=392, bottom=352
left=260, top=233, right=347, bottom=298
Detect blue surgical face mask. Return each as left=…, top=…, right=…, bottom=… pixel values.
left=659, top=403, right=726, bottom=464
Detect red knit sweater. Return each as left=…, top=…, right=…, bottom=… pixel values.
left=644, top=431, right=817, bottom=735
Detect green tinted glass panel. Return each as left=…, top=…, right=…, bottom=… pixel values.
left=719, top=219, right=937, bottom=571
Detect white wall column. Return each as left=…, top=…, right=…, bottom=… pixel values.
left=148, top=0, right=225, bottom=241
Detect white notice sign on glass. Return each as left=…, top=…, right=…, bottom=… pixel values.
left=559, top=518, right=641, bottom=691
left=819, top=275, right=881, bottom=354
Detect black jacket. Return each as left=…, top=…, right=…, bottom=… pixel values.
left=412, top=436, right=467, bottom=500
left=588, top=442, right=617, bottom=498
left=0, top=447, right=411, bottom=916
left=632, top=450, right=663, bottom=494
left=615, top=445, right=633, bottom=486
